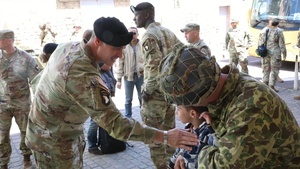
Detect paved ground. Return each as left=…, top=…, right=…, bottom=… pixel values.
left=7, top=56, right=300, bottom=169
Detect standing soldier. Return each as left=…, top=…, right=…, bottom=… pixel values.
left=180, top=23, right=211, bottom=56
left=0, top=30, right=40, bottom=169
left=130, top=2, right=182, bottom=168
left=70, top=22, right=83, bottom=41
left=258, top=18, right=286, bottom=93
left=39, top=22, right=57, bottom=47
left=225, top=18, right=253, bottom=74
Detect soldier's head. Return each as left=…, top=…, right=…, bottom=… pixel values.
left=0, top=29, right=15, bottom=50
left=40, top=43, right=58, bottom=63
left=82, top=29, right=93, bottom=43
left=73, top=21, right=82, bottom=33
left=180, top=23, right=200, bottom=44
left=269, top=18, right=280, bottom=27
left=230, top=18, right=239, bottom=29
left=86, top=17, right=133, bottom=66
left=130, top=2, right=155, bottom=29
left=159, top=44, right=221, bottom=106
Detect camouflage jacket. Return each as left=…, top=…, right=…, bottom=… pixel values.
left=141, top=22, right=182, bottom=96
left=225, top=27, right=253, bottom=53
left=0, top=48, right=40, bottom=109
left=26, top=42, right=159, bottom=153
left=191, top=39, right=211, bottom=56
left=198, top=64, right=300, bottom=168
left=258, top=26, right=287, bottom=59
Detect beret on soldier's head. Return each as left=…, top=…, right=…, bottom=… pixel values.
left=158, top=44, right=221, bottom=106
left=130, top=2, right=154, bottom=13
left=43, top=43, right=58, bottom=54
left=0, top=29, right=14, bottom=40
left=93, top=17, right=133, bottom=47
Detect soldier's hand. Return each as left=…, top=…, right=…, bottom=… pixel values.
left=142, top=92, right=151, bottom=102
left=166, top=128, right=198, bottom=151
left=116, top=82, right=121, bottom=89
left=200, top=111, right=212, bottom=124
left=174, top=155, right=186, bottom=169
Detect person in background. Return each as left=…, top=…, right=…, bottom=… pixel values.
left=168, top=106, right=215, bottom=169
left=0, top=29, right=40, bottom=169
left=39, top=22, right=57, bottom=47
left=258, top=18, right=287, bottom=93
left=159, top=45, right=300, bottom=168
left=25, top=17, right=198, bottom=168
left=225, top=18, right=253, bottom=74
left=70, top=22, right=83, bottom=41
left=116, top=27, right=144, bottom=118
left=130, top=2, right=183, bottom=168
left=180, top=23, right=211, bottom=56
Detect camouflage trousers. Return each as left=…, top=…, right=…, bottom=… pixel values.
left=32, top=135, right=86, bottom=169
left=261, top=56, right=280, bottom=86
left=0, top=106, right=32, bottom=166
left=140, top=96, right=175, bottom=169
left=229, top=51, right=249, bottom=74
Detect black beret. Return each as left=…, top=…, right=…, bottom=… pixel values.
left=130, top=2, right=154, bottom=13
left=43, top=43, right=58, bottom=54
left=93, top=17, right=133, bottom=47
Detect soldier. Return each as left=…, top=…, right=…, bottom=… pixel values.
left=25, top=17, right=198, bottom=169
left=130, top=2, right=183, bottom=168
left=39, top=22, right=57, bottom=47
left=225, top=18, right=253, bottom=74
left=116, top=27, right=144, bottom=118
left=70, top=22, right=83, bottom=41
left=294, top=28, right=300, bottom=100
left=39, top=42, right=58, bottom=68
left=159, top=45, right=300, bottom=168
left=258, top=18, right=287, bottom=92
left=0, top=30, right=40, bottom=169
left=180, top=23, right=211, bottom=56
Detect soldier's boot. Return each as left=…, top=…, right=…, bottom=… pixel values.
left=277, top=76, right=284, bottom=83
left=294, top=95, right=300, bottom=100
left=270, top=85, right=279, bottom=93
left=23, top=155, right=32, bottom=169
left=0, top=164, right=8, bottom=169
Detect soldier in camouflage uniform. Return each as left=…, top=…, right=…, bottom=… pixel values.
left=294, top=28, right=300, bottom=100
left=180, top=23, right=211, bottom=56
left=159, top=45, right=300, bottom=168
left=130, top=2, right=183, bottom=168
left=258, top=18, right=287, bottom=93
left=0, top=30, right=40, bottom=169
left=25, top=17, right=198, bottom=169
left=225, top=18, right=253, bottom=74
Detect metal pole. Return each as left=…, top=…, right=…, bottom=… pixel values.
left=294, top=55, right=299, bottom=90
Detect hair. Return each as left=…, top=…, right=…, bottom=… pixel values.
left=128, top=27, right=138, bottom=32
left=271, top=20, right=279, bottom=26
left=39, top=53, right=51, bottom=63
left=82, top=29, right=93, bottom=43
left=183, top=106, right=208, bottom=115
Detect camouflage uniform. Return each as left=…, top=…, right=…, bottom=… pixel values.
left=26, top=41, right=160, bottom=169
left=295, top=29, right=300, bottom=100
left=225, top=26, right=253, bottom=74
left=0, top=31, right=40, bottom=167
left=258, top=26, right=286, bottom=87
left=141, top=22, right=182, bottom=168
left=191, top=39, right=211, bottom=56
left=159, top=46, right=300, bottom=169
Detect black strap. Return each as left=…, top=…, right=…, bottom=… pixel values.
left=265, top=29, right=269, bottom=47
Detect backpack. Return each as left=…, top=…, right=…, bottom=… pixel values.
left=98, top=127, right=126, bottom=154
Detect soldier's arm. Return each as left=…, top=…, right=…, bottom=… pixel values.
left=141, top=34, right=162, bottom=95
left=225, top=33, right=230, bottom=50
left=278, top=31, right=287, bottom=59
left=115, top=51, right=125, bottom=82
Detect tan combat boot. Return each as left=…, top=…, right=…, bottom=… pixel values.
left=294, top=95, right=300, bottom=100
left=23, top=155, right=32, bottom=169
left=277, top=76, right=284, bottom=83
left=0, top=164, right=8, bottom=169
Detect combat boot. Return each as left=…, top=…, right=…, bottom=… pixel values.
left=277, top=76, right=284, bottom=83
left=270, top=85, right=279, bottom=93
left=0, top=164, right=8, bottom=169
left=294, top=95, right=300, bottom=100
left=23, top=155, right=32, bottom=169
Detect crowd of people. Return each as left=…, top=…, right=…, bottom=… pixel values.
left=0, top=1, right=300, bottom=169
